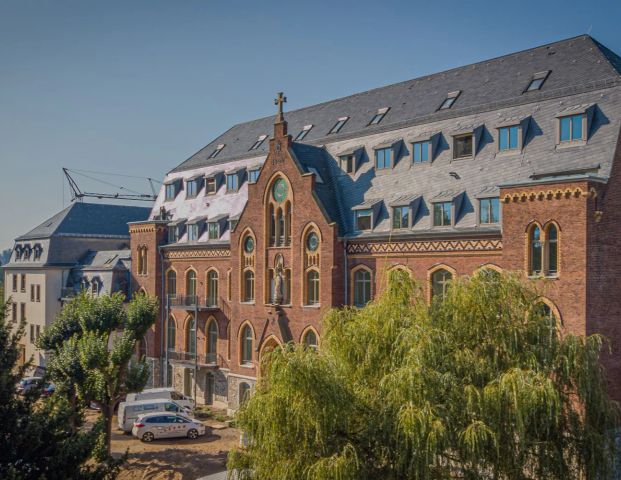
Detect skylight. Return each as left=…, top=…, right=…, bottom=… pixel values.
left=524, top=71, right=550, bottom=93
left=438, top=91, right=461, bottom=110
left=295, top=125, right=313, bottom=141
left=209, top=144, right=225, bottom=158
left=249, top=135, right=268, bottom=151
left=329, top=116, right=349, bottom=134
left=368, top=107, right=390, bottom=126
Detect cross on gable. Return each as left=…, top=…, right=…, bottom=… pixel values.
left=274, top=92, right=287, bottom=123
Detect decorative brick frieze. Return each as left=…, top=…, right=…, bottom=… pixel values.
left=163, top=249, right=231, bottom=260
left=347, top=238, right=502, bottom=255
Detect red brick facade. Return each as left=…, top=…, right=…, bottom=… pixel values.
left=130, top=118, right=621, bottom=409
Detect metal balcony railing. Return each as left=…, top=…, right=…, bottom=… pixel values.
left=167, top=349, right=196, bottom=363
left=168, top=295, right=222, bottom=310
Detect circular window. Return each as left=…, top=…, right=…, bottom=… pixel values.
left=306, top=232, right=319, bottom=252
left=272, top=178, right=288, bottom=203
left=244, top=236, right=255, bottom=253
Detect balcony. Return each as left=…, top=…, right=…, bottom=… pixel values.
left=168, top=295, right=222, bottom=311
left=167, top=350, right=224, bottom=368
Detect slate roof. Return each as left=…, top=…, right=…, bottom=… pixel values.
left=75, top=249, right=132, bottom=271
left=17, top=202, right=151, bottom=240
left=171, top=35, right=621, bottom=174
left=155, top=35, right=621, bottom=239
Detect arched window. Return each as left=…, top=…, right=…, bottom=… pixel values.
left=277, top=208, right=285, bottom=246
left=186, top=270, right=197, bottom=298
left=167, top=316, right=176, bottom=351
left=353, top=268, right=372, bottom=307
left=186, top=316, right=196, bottom=355
left=166, top=270, right=177, bottom=301
left=91, top=279, right=99, bottom=296
left=207, top=270, right=218, bottom=307
left=239, top=382, right=251, bottom=405
left=285, top=202, right=291, bottom=245
left=529, top=225, right=543, bottom=275
left=206, top=319, right=218, bottom=363
left=269, top=204, right=276, bottom=247
left=241, top=324, right=253, bottom=365
left=141, top=247, right=148, bottom=275
left=306, top=270, right=320, bottom=305
left=431, top=268, right=453, bottom=299
left=137, top=247, right=144, bottom=275
left=546, top=224, right=558, bottom=276
left=243, top=270, right=255, bottom=302
left=303, top=329, right=318, bottom=351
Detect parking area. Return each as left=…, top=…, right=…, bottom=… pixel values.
left=86, top=410, right=240, bottom=480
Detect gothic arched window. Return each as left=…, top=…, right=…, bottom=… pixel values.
left=546, top=224, right=558, bottom=276
left=207, top=318, right=218, bottom=363
left=306, top=270, right=320, bottom=306
left=167, top=316, right=176, bottom=351
left=186, top=316, right=196, bottom=355
left=303, top=329, right=318, bottom=351
left=243, top=270, right=255, bottom=302
left=166, top=270, right=177, bottom=301
left=186, top=270, right=197, bottom=298
left=353, top=267, right=372, bottom=307
left=529, top=225, right=543, bottom=275
left=241, top=324, right=253, bottom=365
left=207, top=270, right=219, bottom=307
left=431, top=268, right=453, bottom=300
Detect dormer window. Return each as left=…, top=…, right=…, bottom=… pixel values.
left=498, top=125, right=519, bottom=151
left=375, top=147, right=392, bottom=169
left=524, top=71, right=550, bottom=93
left=438, top=91, right=461, bottom=110
left=392, top=206, right=409, bottom=229
left=165, top=183, right=177, bottom=201
left=329, top=116, right=349, bottom=134
left=433, top=202, right=452, bottom=226
left=369, top=107, right=389, bottom=126
left=168, top=226, right=178, bottom=243
left=295, top=125, right=313, bottom=141
left=226, top=173, right=239, bottom=192
left=479, top=198, right=500, bottom=224
left=412, top=140, right=431, bottom=163
left=187, top=224, right=200, bottom=242
left=208, top=222, right=219, bottom=240
left=340, top=155, right=354, bottom=173
left=559, top=114, right=584, bottom=143
left=355, top=209, right=373, bottom=231
left=249, top=135, right=267, bottom=151
left=248, top=168, right=261, bottom=184
left=205, top=176, right=217, bottom=194
left=453, top=134, right=473, bottom=159
left=209, top=144, right=225, bottom=159
left=186, top=179, right=199, bottom=198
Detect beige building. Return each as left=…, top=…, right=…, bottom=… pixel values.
left=3, top=202, right=150, bottom=372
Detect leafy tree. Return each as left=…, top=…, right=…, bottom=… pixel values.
left=0, top=298, right=116, bottom=479
left=229, top=270, right=620, bottom=479
left=39, top=292, right=159, bottom=458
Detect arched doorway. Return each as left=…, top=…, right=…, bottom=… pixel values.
left=259, top=336, right=282, bottom=377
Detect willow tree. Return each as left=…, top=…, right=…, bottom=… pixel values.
left=39, top=292, right=159, bottom=459
left=228, top=270, right=620, bottom=480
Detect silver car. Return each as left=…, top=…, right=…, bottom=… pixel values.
left=132, top=412, right=206, bottom=442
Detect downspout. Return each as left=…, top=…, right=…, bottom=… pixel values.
left=159, top=247, right=166, bottom=388
left=194, top=301, right=198, bottom=404
left=343, top=239, right=349, bottom=306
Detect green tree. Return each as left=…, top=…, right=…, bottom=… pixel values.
left=229, top=270, right=620, bottom=479
left=39, top=292, right=159, bottom=458
left=0, top=298, right=116, bottom=480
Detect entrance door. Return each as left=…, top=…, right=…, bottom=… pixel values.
left=183, top=368, right=193, bottom=397
left=206, top=373, right=214, bottom=405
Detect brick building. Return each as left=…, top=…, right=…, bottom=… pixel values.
left=130, top=35, right=621, bottom=412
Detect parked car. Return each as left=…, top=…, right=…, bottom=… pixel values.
left=132, top=412, right=206, bottom=442
left=125, top=388, right=194, bottom=411
left=16, top=376, right=43, bottom=394
left=117, top=398, right=186, bottom=432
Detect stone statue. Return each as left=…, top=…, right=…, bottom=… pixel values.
left=273, top=255, right=285, bottom=305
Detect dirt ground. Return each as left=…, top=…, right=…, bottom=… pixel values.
left=86, top=410, right=240, bottom=480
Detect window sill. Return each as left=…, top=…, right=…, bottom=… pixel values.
left=240, top=363, right=254, bottom=369
left=495, top=149, right=521, bottom=158
left=239, top=301, right=255, bottom=305
left=302, top=304, right=321, bottom=309
left=556, top=140, right=586, bottom=150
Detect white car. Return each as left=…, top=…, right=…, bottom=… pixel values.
left=132, top=412, right=206, bottom=442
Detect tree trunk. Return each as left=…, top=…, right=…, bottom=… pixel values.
left=102, top=403, right=113, bottom=459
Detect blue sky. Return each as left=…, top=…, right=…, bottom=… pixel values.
left=1, top=0, right=620, bottom=250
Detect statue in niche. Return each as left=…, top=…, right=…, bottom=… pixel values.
left=273, top=254, right=285, bottom=305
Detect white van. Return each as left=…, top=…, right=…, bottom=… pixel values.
left=117, top=399, right=186, bottom=432
left=125, top=388, right=195, bottom=411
